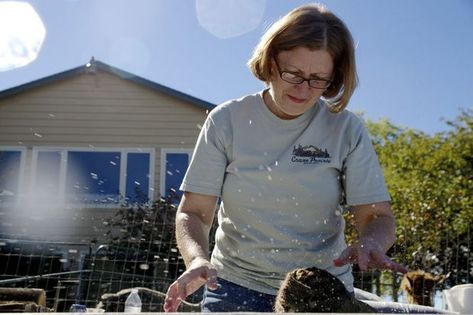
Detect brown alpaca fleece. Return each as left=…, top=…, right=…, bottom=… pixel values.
left=400, top=270, right=445, bottom=306
left=274, top=267, right=375, bottom=313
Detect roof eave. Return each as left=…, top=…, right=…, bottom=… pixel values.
left=0, top=60, right=216, bottom=111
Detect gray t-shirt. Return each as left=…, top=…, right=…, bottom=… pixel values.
left=180, top=90, right=390, bottom=295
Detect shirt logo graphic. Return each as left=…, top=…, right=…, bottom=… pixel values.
left=291, top=144, right=331, bottom=164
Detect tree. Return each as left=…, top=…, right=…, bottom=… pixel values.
left=89, top=192, right=186, bottom=294
left=363, top=109, right=472, bottom=286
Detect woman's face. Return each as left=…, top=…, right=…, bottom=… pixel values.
left=265, top=46, right=334, bottom=119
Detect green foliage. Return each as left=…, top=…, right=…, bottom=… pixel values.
left=104, top=196, right=177, bottom=253
left=95, top=193, right=186, bottom=287
left=364, top=109, right=473, bottom=285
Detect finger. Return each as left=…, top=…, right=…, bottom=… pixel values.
left=163, top=283, right=181, bottom=312
left=205, top=268, right=218, bottom=290
left=368, top=250, right=392, bottom=269
left=370, top=251, right=408, bottom=274
left=385, top=260, right=409, bottom=274
left=333, top=248, right=354, bottom=266
left=357, top=248, right=369, bottom=272
left=163, top=297, right=179, bottom=313
left=333, top=254, right=347, bottom=266
left=176, top=277, right=188, bottom=300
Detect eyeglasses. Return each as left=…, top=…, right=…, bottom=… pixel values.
left=273, top=58, right=332, bottom=89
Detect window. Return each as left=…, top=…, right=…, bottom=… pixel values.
left=126, top=152, right=151, bottom=204
left=31, top=147, right=155, bottom=207
left=35, top=151, right=61, bottom=197
left=0, top=147, right=26, bottom=204
left=65, top=151, right=121, bottom=204
left=160, top=149, right=193, bottom=200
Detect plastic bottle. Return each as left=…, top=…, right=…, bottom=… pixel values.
left=69, top=304, right=87, bottom=312
left=124, top=288, right=142, bottom=313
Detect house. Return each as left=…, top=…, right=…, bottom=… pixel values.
left=0, top=58, right=215, bottom=243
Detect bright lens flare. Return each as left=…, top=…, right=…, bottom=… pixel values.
left=0, top=1, right=46, bottom=72
left=196, top=0, right=266, bottom=39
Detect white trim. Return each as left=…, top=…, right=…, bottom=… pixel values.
left=0, top=146, right=27, bottom=205
left=160, top=148, right=193, bottom=198
left=58, top=150, right=67, bottom=199
left=30, top=146, right=156, bottom=208
left=147, top=149, right=156, bottom=201
left=119, top=152, right=127, bottom=198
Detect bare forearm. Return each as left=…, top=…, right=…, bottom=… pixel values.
left=175, top=211, right=212, bottom=267
left=353, top=202, right=396, bottom=252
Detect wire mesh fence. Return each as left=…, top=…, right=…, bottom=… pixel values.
left=0, top=195, right=191, bottom=312
left=0, top=238, right=190, bottom=312
left=0, top=197, right=471, bottom=312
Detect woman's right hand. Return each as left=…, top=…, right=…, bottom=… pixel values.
left=163, top=257, right=218, bottom=312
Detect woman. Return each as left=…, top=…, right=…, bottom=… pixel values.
left=164, top=3, right=407, bottom=312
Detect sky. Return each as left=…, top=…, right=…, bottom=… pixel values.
left=1, top=0, right=472, bottom=135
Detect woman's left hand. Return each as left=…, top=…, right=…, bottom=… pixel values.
left=333, top=237, right=408, bottom=274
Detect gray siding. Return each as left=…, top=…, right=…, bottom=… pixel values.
left=0, top=70, right=209, bottom=242
left=0, top=70, right=207, bottom=188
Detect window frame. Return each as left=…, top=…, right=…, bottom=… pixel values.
left=160, top=148, right=193, bottom=199
left=31, top=146, right=155, bottom=208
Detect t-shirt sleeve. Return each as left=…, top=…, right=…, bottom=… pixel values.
left=342, top=119, right=390, bottom=206
left=179, top=108, right=229, bottom=196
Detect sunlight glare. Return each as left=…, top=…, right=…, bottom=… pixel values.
left=196, top=0, right=266, bottom=39
left=107, top=37, right=151, bottom=78
left=0, top=1, right=46, bottom=71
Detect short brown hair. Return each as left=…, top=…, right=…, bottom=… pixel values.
left=248, top=3, right=357, bottom=112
